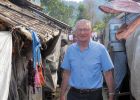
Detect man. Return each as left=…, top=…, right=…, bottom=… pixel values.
left=60, top=19, right=114, bottom=100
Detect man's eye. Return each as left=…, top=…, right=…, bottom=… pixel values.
left=77, top=29, right=90, bottom=32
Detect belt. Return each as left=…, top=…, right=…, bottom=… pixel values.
left=70, top=87, right=102, bottom=94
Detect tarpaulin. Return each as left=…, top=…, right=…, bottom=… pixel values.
left=45, top=35, right=61, bottom=91
left=104, top=18, right=127, bottom=92
left=116, top=16, right=140, bottom=40
left=0, top=31, right=12, bottom=100
left=125, top=27, right=140, bottom=100
left=99, top=0, right=140, bottom=14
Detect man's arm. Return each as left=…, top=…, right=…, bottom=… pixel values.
left=60, top=70, right=70, bottom=100
left=104, top=69, right=115, bottom=100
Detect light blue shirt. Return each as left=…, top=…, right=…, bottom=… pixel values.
left=61, top=40, right=114, bottom=89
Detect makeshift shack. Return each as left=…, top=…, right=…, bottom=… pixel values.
left=99, top=0, right=140, bottom=100
left=0, top=0, right=71, bottom=100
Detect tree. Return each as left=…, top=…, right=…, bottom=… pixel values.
left=93, top=21, right=105, bottom=33
left=39, top=0, right=74, bottom=25
left=76, top=3, right=90, bottom=21
left=83, top=0, right=96, bottom=25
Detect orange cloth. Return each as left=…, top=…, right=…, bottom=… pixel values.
left=35, top=65, right=45, bottom=87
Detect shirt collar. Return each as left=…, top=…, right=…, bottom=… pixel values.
left=76, top=39, right=92, bottom=50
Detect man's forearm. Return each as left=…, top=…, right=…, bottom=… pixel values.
left=104, top=69, right=115, bottom=100
left=104, top=70, right=114, bottom=93
left=60, top=70, right=70, bottom=97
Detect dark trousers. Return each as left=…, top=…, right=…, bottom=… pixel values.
left=67, top=88, right=103, bottom=100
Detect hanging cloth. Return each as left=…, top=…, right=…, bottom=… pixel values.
left=31, top=31, right=45, bottom=87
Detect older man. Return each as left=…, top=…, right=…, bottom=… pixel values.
left=60, top=19, right=114, bottom=100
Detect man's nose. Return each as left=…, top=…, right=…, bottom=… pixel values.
left=80, top=30, right=85, bottom=34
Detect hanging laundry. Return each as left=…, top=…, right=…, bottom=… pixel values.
left=31, top=31, right=45, bottom=87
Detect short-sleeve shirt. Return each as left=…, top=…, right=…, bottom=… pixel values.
left=61, top=40, right=114, bottom=89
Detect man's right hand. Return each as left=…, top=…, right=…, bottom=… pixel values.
left=60, top=70, right=70, bottom=100
left=60, top=95, right=65, bottom=100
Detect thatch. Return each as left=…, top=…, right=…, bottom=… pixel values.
left=0, top=1, right=71, bottom=44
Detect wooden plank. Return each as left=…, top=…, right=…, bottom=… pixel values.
left=0, top=14, right=16, bottom=26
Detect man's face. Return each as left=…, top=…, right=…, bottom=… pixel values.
left=75, top=22, right=92, bottom=42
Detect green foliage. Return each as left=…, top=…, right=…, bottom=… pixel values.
left=76, top=3, right=90, bottom=21
left=94, top=14, right=117, bottom=32
left=40, top=0, right=74, bottom=25
left=93, top=21, right=105, bottom=33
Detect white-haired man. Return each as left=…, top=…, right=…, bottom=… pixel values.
left=60, top=19, right=114, bottom=100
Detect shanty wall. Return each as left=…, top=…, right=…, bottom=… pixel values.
left=0, top=1, right=70, bottom=100
left=8, top=46, right=42, bottom=100
left=125, top=27, right=140, bottom=100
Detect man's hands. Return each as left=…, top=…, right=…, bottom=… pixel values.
left=109, top=94, right=115, bottom=100
left=60, top=95, right=65, bottom=100
left=104, top=69, right=115, bottom=100
left=60, top=70, right=70, bottom=100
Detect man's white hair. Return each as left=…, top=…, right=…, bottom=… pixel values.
left=75, top=19, right=92, bottom=30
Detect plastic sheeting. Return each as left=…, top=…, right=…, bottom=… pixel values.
left=112, top=52, right=127, bottom=92
left=99, top=0, right=140, bottom=14
left=0, top=31, right=12, bottom=100
left=104, top=18, right=127, bottom=92
left=45, top=35, right=61, bottom=91
left=125, top=27, right=140, bottom=100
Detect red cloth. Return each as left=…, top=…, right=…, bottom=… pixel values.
left=35, top=65, right=45, bottom=87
